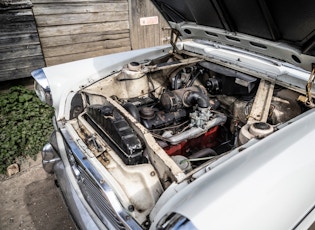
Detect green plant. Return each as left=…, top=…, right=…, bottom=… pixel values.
left=0, top=86, right=53, bottom=173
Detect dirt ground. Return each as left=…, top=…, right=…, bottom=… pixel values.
left=0, top=154, right=76, bottom=230
left=0, top=78, right=76, bottom=229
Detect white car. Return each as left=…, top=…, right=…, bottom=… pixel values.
left=33, top=1, right=315, bottom=229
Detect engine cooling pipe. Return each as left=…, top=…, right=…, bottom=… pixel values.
left=189, top=148, right=217, bottom=159
left=160, top=85, right=209, bottom=112
left=164, top=112, right=227, bottom=145
left=184, top=91, right=209, bottom=108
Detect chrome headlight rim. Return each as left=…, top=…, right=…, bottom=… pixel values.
left=32, top=68, right=53, bottom=106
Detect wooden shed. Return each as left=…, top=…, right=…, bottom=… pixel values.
left=0, top=0, right=170, bottom=81
left=0, top=0, right=45, bottom=81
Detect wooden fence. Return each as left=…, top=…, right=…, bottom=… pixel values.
left=0, top=0, right=170, bottom=81
left=129, top=0, right=170, bottom=50
left=0, top=0, right=45, bottom=81
left=32, top=0, right=132, bottom=66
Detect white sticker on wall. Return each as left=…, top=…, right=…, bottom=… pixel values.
left=140, top=16, right=159, bottom=26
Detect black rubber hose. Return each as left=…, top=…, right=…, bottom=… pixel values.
left=185, top=91, right=210, bottom=108
left=123, top=102, right=140, bottom=122
left=187, top=68, right=203, bottom=87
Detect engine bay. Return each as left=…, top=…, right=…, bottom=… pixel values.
left=80, top=53, right=303, bottom=166
left=69, top=52, right=307, bottom=224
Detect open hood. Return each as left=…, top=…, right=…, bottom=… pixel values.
left=152, top=0, right=315, bottom=71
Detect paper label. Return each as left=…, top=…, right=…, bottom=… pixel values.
left=140, top=16, right=159, bottom=26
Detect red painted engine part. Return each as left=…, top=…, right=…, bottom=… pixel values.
left=163, top=126, right=220, bottom=156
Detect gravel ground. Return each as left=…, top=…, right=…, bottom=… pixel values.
left=0, top=154, right=76, bottom=230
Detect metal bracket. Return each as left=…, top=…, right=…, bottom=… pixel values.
left=248, top=79, right=275, bottom=123
left=87, top=134, right=105, bottom=154
left=170, top=29, right=181, bottom=53
left=298, top=66, right=315, bottom=108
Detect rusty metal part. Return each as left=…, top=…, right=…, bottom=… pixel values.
left=170, top=29, right=181, bottom=53
left=247, top=79, right=275, bottom=123
left=239, top=79, right=275, bottom=145
left=298, top=67, right=315, bottom=108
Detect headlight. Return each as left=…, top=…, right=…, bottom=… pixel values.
left=157, top=212, right=197, bottom=230
left=32, top=69, right=53, bottom=105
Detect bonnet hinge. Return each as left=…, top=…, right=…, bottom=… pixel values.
left=298, top=64, right=315, bottom=108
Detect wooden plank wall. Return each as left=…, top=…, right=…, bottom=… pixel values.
left=129, top=0, right=170, bottom=50
left=32, top=0, right=131, bottom=66
left=0, top=0, right=45, bottom=81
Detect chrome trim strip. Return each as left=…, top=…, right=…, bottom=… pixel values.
left=60, top=128, right=142, bottom=230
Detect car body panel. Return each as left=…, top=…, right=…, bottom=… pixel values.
left=150, top=108, right=315, bottom=229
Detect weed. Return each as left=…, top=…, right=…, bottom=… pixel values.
left=0, top=86, right=53, bottom=173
